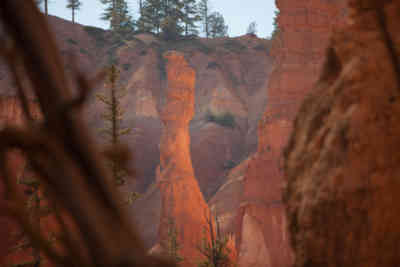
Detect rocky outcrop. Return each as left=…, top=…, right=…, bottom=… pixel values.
left=236, top=1, right=347, bottom=267
left=284, top=1, right=400, bottom=267
left=156, top=51, right=210, bottom=266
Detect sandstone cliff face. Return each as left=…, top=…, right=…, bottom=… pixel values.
left=156, top=51, right=210, bottom=267
left=284, top=1, right=400, bottom=266
left=236, top=1, right=347, bottom=267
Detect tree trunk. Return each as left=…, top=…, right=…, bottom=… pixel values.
left=72, top=7, right=75, bottom=24
left=205, top=4, right=208, bottom=38
left=44, top=0, right=48, bottom=15
left=112, top=0, right=116, bottom=30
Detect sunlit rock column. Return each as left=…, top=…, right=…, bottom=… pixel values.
left=156, top=51, right=211, bottom=267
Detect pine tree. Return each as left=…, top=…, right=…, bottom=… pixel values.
left=271, top=10, right=280, bottom=38
left=182, top=0, right=200, bottom=36
left=35, top=0, right=48, bottom=15
left=246, top=21, right=257, bottom=35
left=97, top=65, right=132, bottom=186
left=35, top=0, right=43, bottom=8
left=137, top=0, right=145, bottom=30
left=116, top=0, right=136, bottom=36
left=138, top=0, right=162, bottom=33
left=160, top=0, right=185, bottom=38
left=197, top=215, right=232, bottom=267
left=100, top=0, right=135, bottom=35
left=44, top=0, right=49, bottom=15
left=66, top=0, right=82, bottom=24
left=139, top=0, right=144, bottom=16
left=163, top=218, right=184, bottom=264
left=198, top=0, right=210, bottom=38
left=139, top=0, right=192, bottom=37
left=208, top=12, right=228, bottom=38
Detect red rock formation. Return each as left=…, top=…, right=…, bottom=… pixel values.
left=284, top=1, right=400, bottom=266
left=236, top=1, right=347, bottom=267
left=0, top=15, right=274, bottom=200
left=0, top=16, right=277, bottom=264
left=156, top=51, right=211, bottom=267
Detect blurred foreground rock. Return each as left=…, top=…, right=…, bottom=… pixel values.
left=284, top=1, right=400, bottom=266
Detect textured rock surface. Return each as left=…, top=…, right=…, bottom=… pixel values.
left=235, top=0, right=347, bottom=267
left=284, top=1, right=400, bottom=267
left=156, top=51, right=211, bottom=267
left=208, top=157, right=251, bottom=234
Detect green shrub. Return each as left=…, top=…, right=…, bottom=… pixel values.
left=205, top=111, right=235, bottom=128
left=207, top=61, right=219, bottom=69
left=66, top=38, right=78, bottom=45
left=80, top=48, right=88, bottom=55
left=84, top=26, right=107, bottom=48
left=223, top=39, right=246, bottom=53
left=224, top=160, right=236, bottom=170
left=122, top=63, right=131, bottom=71
left=197, top=215, right=232, bottom=267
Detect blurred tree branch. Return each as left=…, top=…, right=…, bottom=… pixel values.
left=0, top=1, right=174, bottom=267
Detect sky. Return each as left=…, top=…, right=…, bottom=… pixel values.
left=47, top=0, right=277, bottom=38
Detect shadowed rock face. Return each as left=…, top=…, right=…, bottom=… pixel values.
left=235, top=0, right=347, bottom=266
left=284, top=1, right=400, bottom=267
left=156, top=51, right=211, bottom=267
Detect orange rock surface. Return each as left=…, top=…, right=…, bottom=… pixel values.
left=156, top=51, right=211, bottom=267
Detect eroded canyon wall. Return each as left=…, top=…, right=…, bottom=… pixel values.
left=284, top=1, right=400, bottom=267
left=236, top=1, right=347, bottom=267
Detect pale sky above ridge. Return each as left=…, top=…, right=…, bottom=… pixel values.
left=45, top=0, right=277, bottom=38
